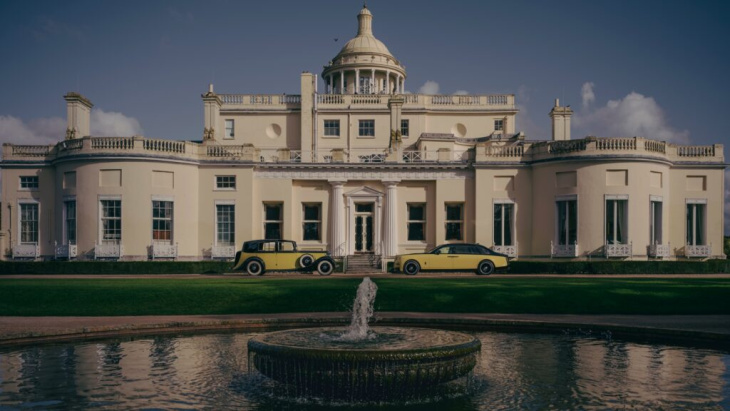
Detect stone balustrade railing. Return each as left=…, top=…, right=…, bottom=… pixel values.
left=476, top=137, right=723, bottom=164
left=316, top=94, right=515, bottom=110
left=2, top=136, right=723, bottom=166
left=219, top=94, right=302, bottom=107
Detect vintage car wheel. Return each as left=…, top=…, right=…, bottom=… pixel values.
left=246, top=260, right=264, bottom=276
left=477, top=260, right=495, bottom=275
left=316, top=259, right=334, bottom=276
left=298, top=254, right=314, bottom=268
left=403, top=260, right=420, bottom=275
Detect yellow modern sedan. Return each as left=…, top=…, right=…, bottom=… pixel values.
left=232, top=239, right=335, bottom=276
left=393, top=243, right=509, bottom=275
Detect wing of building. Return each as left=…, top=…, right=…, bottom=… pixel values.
left=0, top=5, right=726, bottom=262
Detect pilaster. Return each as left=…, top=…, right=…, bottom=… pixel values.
left=329, top=180, right=347, bottom=256
left=383, top=180, right=400, bottom=257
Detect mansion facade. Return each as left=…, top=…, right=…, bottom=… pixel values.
left=0, top=5, right=726, bottom=263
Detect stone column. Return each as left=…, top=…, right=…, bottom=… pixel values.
left=340, top=71, right=344, bottom=94
left=329, top=180, right=347, bottom=256
left=355, top=69, right=360, bottom=93
left=383, top=180, right=400, bottom=257
left=328, top=74, right=333, bottom=94
left=386, top=71, right=390, bottom=94
left=371, top=69, right=375, bottom=94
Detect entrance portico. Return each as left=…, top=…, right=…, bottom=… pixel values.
left=344, top=186, right=383, bottom=256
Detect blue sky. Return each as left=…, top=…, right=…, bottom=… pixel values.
left=1, top=0, right=729, bottom=233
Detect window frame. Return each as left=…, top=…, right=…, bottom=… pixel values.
left=358, top=119, right=375, bottom=137
left=224, top=119, right=235, bottom=139
left=555, top=195, right=578, bottom=246
left=649, top=195, right=663, bottom=245
left=324, top=120, right=340, bottom=137
left=19, top=176, right=39, bottom=190
left=407, top=203, right=426, bottom=242
left=215, top=202, right=235, bottom=246
left=445, top=203, right=464, bottom=241
left=264, top=203, right=283, bottom=240
left=18, top=200, right=39, bottom=245
left=99, top=198, right=122, bottom=245
left=494, top=119, right=504, bottom=131
left=493, top=200, right=515, bottom=246
left=152, top=200, right=174, bottom=244
left=63, top=198, right=76, bottom=245
left=400, top=119, right=409, bottom=137
left=215, top=175, right=236, bottom=191
left=686, top=199, right=707, bottom=246
left=302, top=203, right=322, bottom=242
left=605, top=195, right=629, bottom=245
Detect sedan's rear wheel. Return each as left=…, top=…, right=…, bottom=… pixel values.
left=299, top=254, right=314, bottom=268
left=316, top=259, right=334, bottom=276
left=246, top=260, right=264, bottom=276
left=403, top=260, right=420, bottom=275
left=477, top=260, right=495, bottom=276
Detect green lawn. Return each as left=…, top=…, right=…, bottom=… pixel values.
left=1, top=277, right=729, bottom=316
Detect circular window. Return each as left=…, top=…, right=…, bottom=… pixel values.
left=451, top=123, right=467, bottom=138
left=265, top=124, right=282, bottom=139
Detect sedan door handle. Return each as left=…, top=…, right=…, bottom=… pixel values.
left=447, top=255, right=458, bottom=258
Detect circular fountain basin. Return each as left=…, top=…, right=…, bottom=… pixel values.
left=248, top=326, right=481, bottom=400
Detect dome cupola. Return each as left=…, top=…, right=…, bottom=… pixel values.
left=322, top=5, right=406, bottom=95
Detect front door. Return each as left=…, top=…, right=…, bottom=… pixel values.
left=354, top=203, right=374, bottom=253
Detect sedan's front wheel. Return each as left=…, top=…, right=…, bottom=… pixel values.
left=477, top=260, right=495, bottom=276
left=246, top=260, right=264, bottom=276
left=403, top=260, right=420, bottom=275
left=299, top=254, right=314, bottom=268
left=316, top=259, right=334, bottom=276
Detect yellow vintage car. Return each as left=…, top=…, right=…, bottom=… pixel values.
left=393, top=243, right=509, bottom=275
left=232, top=240, right=335, bottom=276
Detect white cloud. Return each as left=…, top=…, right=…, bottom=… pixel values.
left=418, top=80, right=440, bottom=95
left=573, top=90, right=690, bottom=144
left=90, top=109, right=143, bottom=136
left=453, top=90, right=469, bottom=95
left=581, top=82, right=595, bottom=108
left=0, top=115, right=64, bottom=145
left=0, top=109, right=143, bottom=149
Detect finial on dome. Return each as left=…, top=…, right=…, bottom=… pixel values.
left=357, top=3, right=373, bottom=35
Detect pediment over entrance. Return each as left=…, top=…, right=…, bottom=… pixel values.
left=344, top=186, right=383, bottom=198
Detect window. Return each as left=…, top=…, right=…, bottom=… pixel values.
left=494, top=119, right=504, bottom=131
left=216, top=204, right=235, bottom=246
left=20, top=203, right=39, bottom=244
left=152, top=201, right=173, bottom=243
left=359, top=76, right=371, bottom=94
left=605, top=197, right=629, bottom=245
left=264, top=203, right=282, bottom=240
left=401, top=119, right=409, bottom=137
left=280, top=241, right=296, bottom=252
left=445, top=203, right=463, bottom=241
left=359, top=120, right=375, bottom=137
left=493, top=202, right=514, bottom=246
left=20, top=176, right=39, bottom=190
left=100, top=200, right=122, bottom=244
left=407, top=203, right=425, bottom=241
left=64, top=200, right=76, bottom=244
left=302, top=203, right=321, bottom=241
left=225, top=119, right=234, bottom=139
left=650, top=198, right=663, bottom=245
left=216, top=175, right=236, bottom=190
left=556, top=199, right=577, bottom=245
left=324, top=120, right=340, bottom=137
left=686, top=202, right=706, bottom=245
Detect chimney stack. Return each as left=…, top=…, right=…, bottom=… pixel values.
left=64, top=92, right=93, bottom=139
left=549, top=98, right=573, bottom=141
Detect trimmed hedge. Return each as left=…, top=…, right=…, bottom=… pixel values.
left=0, top=260, right=347, bottom=275
left=507, top=260, right=730, bottom=274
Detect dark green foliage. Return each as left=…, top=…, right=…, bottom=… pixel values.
left=0, top=260, right=345, bottom=275
left=724, top=236, right=729, bottom=259
left=507, top=260, right=730, bottom=274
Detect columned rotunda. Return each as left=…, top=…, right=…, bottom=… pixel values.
left=0, top=5, right=726, bottom=264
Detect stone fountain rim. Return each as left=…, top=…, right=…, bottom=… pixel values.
left=247, top=326, right=481, bottom=358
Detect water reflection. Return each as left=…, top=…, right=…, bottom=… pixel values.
left=0, top=331, right=727, bottom=410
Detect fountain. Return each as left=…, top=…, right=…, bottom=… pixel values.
left=247, top=277, right=481, bottom=401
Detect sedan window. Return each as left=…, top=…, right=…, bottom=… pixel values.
left=452, top=245, right=472, bottom=254
left=261, top=242, right=277, bottom=252
left=279, top=241, right=296, bottom=252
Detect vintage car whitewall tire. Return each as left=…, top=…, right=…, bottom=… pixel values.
left=477, top=260, right=495, bottom=275
left=403, top=260, right=420, bottom=275
left=316, top=259, right=334, bottom=276
left=246, top=260, right=264, bottom=276
left=298, top=254, right=314, bottom=268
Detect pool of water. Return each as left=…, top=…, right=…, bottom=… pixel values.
left=0, top=330, right=728, bottom=409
